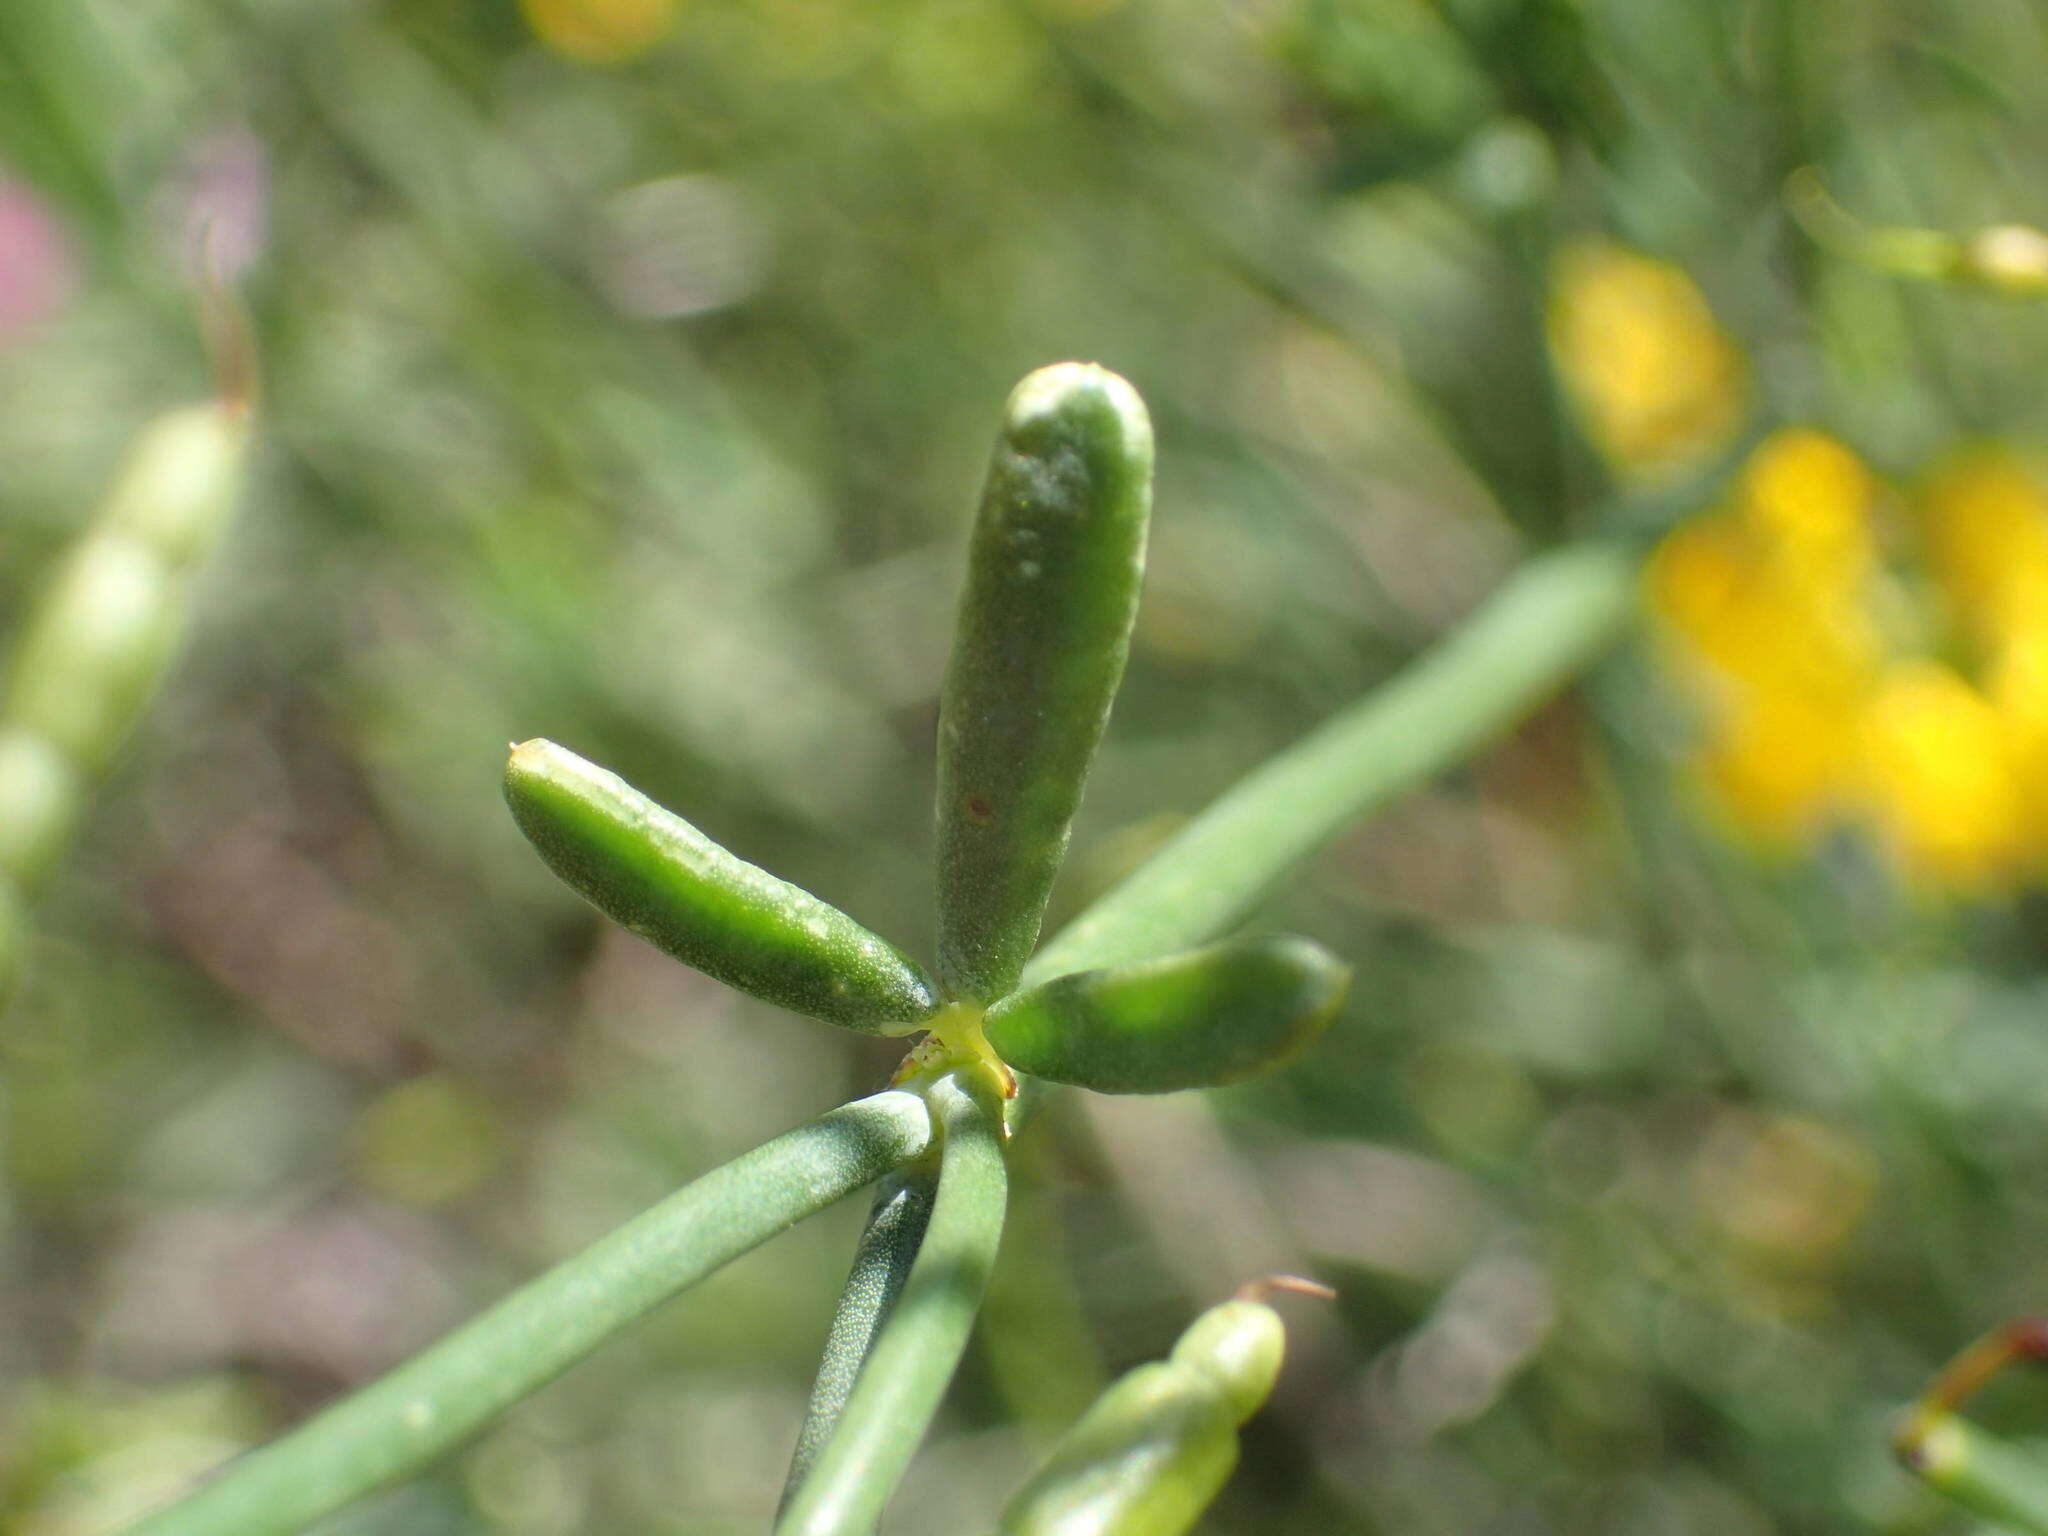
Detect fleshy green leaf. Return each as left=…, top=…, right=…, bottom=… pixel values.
left=0, top=398, right=253, bottom=1007
left=995, top=1292, right=1292, bottom=1536
left=998, top=1366, right=1237, bottom=1536
left=1901, top=1413, right=2048, bottom=1536
left=1167, top=1296, right=1288, bottom=1422
left=935, top=362, right=1154, bottom=1004
left=983, top=935, right=1347, bottom=1093
left=5, top=403, right=252, bottom=774
left=505, top=738, right=938, bottom=1032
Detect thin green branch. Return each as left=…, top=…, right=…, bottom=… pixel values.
left=778, top=1163, right=939, bottom=1515
left=124, top=1090, right=936, bottom=1536
left=776, top=1071, right=1010, bottom=1536
left=1025, top=539, right=1641, bottom=988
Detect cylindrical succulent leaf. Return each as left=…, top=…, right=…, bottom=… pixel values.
left=5, top=539, right=180, bottom=768
left=4, top=402, right=251, bottom=776
left=1168, top=1298, right=1286, bottom=1423
left=0, top=398, right=252, bottom=1004
left=0, top=731, right=81, bottom=888
left=982, top=934, right=1347, bottom=1093
left=506, top=739, right=939, bottom=1033
left=995, top=1286, right=1305, bottom=1536
left=935, top=362, right=1153, bottom=1004
left=997, top=1364, right=1238, bottom=1536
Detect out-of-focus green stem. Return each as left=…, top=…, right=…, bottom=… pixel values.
left=124, top=1090, right=936, bottom=1536
left=1025, top=539, right=1640, bottom=988
left=776, top=1071, right=1010, bottom=1536
left=1901, top=1413, right=2048, bottom=1536
left=1786, top=166, right=2048, bottom=296
left=0, top=397, right=253, bottom=1002
left=778, top=1163, right=939, bottom=1515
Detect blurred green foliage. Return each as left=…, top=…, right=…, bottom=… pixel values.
left=8, top=0, right=2048, bottom=1532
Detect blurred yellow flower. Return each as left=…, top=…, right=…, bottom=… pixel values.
left=1648, top=429, right=1885, bottom=852
left=1648, top=513, right=1805, bottom=693
left=1989, top=585, right=2048, bottom=838
left=1549, top=240, right=1747, bottom=475
left=1695, top=688, right=1863, bottom=849
left=522, top=0, right=677, bottom=63
left=1741, top=428, right=1877, bottom=589
left=1652, top=428, right=2048, bottom=894
left=1854, top=662, right=2029, bottom=892
left=1917, top=446, right=2048, bottom=648
left=1647, top=511, right=1879, bottom=706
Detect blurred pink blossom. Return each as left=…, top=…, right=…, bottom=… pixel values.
left=0, top=176, right=75, bottom=343
left=158, top=125, right=270, bottom=284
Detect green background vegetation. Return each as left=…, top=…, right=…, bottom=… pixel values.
left=6, top=0, right=2048, bottom=1531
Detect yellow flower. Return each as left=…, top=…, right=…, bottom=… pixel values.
left=1695, top=687, right=1863, bottom=849
left=1918, top=448, right=2048, bottom=866
left=1740, top=428, right=1877, bottom=591
left=1549, top=240, right=1747, bottom=475
left=1650, top=535, right=1876, bottom=706
left=1917, top=446, right=2048, bottom=648
left=1652, top=430, right=2048, bottom=893
left=1854, top=661, right=2030, bottom=892
left=1646, top=512, right=1759, bottom=676
left=1989, top=583, right=2048, bottom=834
left=1649, top=431, right=1893, bottom=852
left=1647, top=429, right=1882, bottom=708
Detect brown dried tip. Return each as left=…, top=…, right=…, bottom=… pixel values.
left=195, top=230, right=261, bottom=417
left=1920, top=1316, right=2048, bottom=1418
left=2009, top=1317, right=2048, bottom=1362
left=1235, top=1274, right=1337, bottom=1304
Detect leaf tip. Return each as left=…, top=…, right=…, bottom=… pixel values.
left=507, top=737, right=560, bottom=774
left=1003, top=361, right=1151, bottom=458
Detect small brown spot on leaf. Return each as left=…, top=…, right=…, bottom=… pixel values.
left=965, top=795, right=995, bottom=825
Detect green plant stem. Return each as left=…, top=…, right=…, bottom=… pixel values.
left=778, top=1163, right=939, bottom=1516
left=776, top=1072, right=1010, bottom=1536
left=1903, top=1413, right=2048, bottom=1536
left=1024, top=539, right=1640, bottom=988
left=124, top=1090, right=936, bottom=1536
